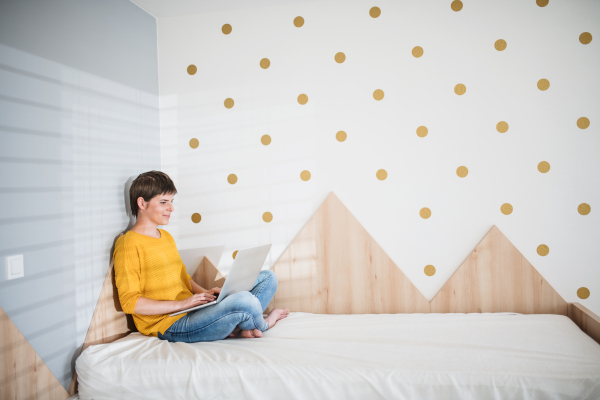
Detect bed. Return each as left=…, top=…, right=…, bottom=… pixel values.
left=76, top=312, right=600, bottom=399
left=71, top=193, right=600, bottom=399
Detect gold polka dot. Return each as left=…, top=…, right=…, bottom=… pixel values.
left=189, top=138, right=199, bottom=149
left=538, top=161, right=550, bottom=173
left=300, top=170, right=311, bottom=181
left=494, top=39, right=507, bottom=51
left=336, top=131, right=347, bottom=142
left=578, top=203, right=591, bottom=215
left=262, top=212, right=273, bottom=223
left=454, top=84, right=466, bottom=95
left=232, top=250, right=238, bottom=259
left=412, top=46, right=424, bottom=58
left=227, top=174, right=237, bottom=184
left=579, top=32, right=592, bottom=45
left=501, top=203, right=513, bottom=215
left=577, top=287, right=590, bottom=299
left=335, top=52, right=346, bottom=63
left=373, top=89, right=384, bottom=101
left=424, top=265, right=436, bottom=276
left=187, top=65, right=197, bottom=75
left=261, top=135, right=271, bottom=145
left=416, top=126, right=428, bottom=137
left=293, top=16, right=304, bottom=27
left=537, top=244, right=549, bottom=256
left=224, top=98, right=234, bottom=109
left=191, top=213, right=201, bottom=223
left=298, top=94, right=308, bottom=105
left=456, top=166, right=468, bottom=177
left=222, top=24, right=232, bottom=35
left=420, top=208, right=431, bottom=219
left=537, top=79, right=550, bottom=91
left=577, top=117, right=590, bottom=129
left=376, top=169, right=387, bottom=180
left=496, top=121, right=509, bottom=133
left=369, top=7, right=381, bottom=18
left=536, top=0, right=549, bottom=7
left=451, top=0, right=463, bottom=12
left=260, top=58, right=270, bottom=69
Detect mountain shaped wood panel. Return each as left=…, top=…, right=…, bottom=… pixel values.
left=430, top=225, right=567, bottom=314
left=270, top=192, right=431, bottom=314
left=0, top=305, right=70, bottom=400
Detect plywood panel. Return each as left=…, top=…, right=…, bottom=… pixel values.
left=569, top=302, right=600, bottom=345
left=430, top=225, right=567, bottom=315
left=0, top=305, right=70, bottom=400
left=80, top=234, right=136, bottom=351
left=270, top=192, right=431, bottom=314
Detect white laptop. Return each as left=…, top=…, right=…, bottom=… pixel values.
left=169, top=244, right=272, bottom=317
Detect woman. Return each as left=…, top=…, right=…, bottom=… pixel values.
left=114, top=170, right=290, bottom=342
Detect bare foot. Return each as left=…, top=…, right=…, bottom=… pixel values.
left=226, top=327, right=241, bottom=338
left=264, top=308, right=290, bottom=329
left=240, top=329, right=263, bottom=338
left=239, top=330, right=255, bottom=338
left=227, top=328, right=263, bottom=339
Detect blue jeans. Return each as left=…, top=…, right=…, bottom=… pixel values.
left=157, top=270, right=277, bottom=343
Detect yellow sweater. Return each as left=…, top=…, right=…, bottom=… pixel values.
left=113, top=229, right=193, bottom=337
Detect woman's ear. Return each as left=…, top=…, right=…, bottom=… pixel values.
left=137, top=196, right=146, bottom=212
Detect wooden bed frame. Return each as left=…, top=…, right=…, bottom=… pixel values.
left=2, top=192, right=597, bottom=399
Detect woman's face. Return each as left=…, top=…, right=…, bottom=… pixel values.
left=138, top=193, right=174, bottom=225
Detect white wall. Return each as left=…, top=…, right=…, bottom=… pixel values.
left=157, top=0, right=599, bottom=315
left=0, top=0, right=159, bottom=390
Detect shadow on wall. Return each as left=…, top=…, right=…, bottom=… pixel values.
left=124, top=176, right=137, bottom=233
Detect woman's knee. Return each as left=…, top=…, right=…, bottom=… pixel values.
left=226, top=291, right=262, bottom=313
left=260, top=270, right=278, bottom=288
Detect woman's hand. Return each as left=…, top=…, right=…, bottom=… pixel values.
left=208, top=287, right=222, bottom=296
left=178, top=292, right=217, bottom=311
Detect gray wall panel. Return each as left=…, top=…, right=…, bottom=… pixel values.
left=0, top=0, right=159, bottom=390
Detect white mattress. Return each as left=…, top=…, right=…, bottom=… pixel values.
left=76, top=312, right=600, bottom=400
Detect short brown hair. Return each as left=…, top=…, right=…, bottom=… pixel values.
left=129, top=171, right=178, bottom=218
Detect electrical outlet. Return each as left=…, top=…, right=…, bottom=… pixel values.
left=5, top=254, right=24, bottom=280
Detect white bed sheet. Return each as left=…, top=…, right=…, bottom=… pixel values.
left=76, top=312, right=600, bottom=400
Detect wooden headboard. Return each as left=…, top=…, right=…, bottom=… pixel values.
left=67, top=192, right=600, bottom=395
left=267, top=193, right=597, bottom=342
left=270, top=193, right=567, bottom=315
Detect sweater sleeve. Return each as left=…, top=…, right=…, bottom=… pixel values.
left=114, top=236, right=142, bottom=314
